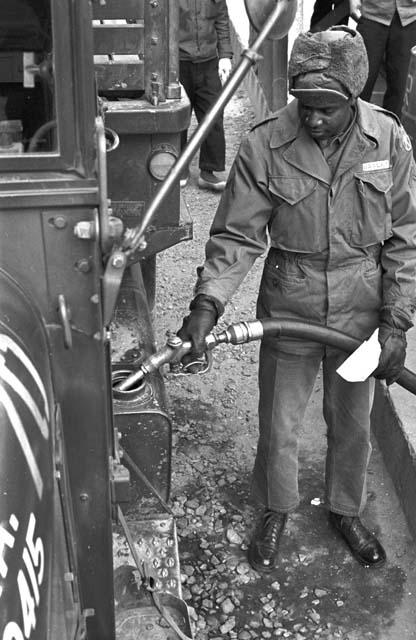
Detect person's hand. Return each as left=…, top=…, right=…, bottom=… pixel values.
left=373, top=325, right=407, bottom=385
left=218, top=57, right=232, bottom=85
left=177, top=296, right=218, bottom=372
left=349, top=0, right=362, bottom=21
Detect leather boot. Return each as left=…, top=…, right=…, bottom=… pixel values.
left=329, top=511, right=386, bottom=567
left=247, top=510, right=288, bottom=573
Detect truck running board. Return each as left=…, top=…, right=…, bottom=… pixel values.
left=114, top=513, right=193, bottom=640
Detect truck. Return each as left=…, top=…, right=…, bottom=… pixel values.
left=0, top=1, right=297, bottom=639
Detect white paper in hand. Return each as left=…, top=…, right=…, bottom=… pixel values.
left=336, top=329, right=381, bottom=382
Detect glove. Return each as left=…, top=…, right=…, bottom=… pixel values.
left=177, top=296, right=219, bottom=371
left=218, top=57, right=232, bottom=85
left=373, top=325, right=407, bottom=385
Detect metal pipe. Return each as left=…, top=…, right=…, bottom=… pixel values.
left=124, top=1, right=291, bottom=254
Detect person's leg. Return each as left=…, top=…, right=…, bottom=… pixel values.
left=322, top=349, right=385, bottom=566
left=384, top=12, right=416, bottom=117
left=357, top=17, right=389, bottom=103
left=310, top=0, right=349, bottom=31
left=192, top=58, right=225, bottom=173
left=252, top=343, right=322, bottom=512
left=323, top=349, right=373, bottom=515
left=248, top=342, right=322, bottom=572
left=310, top=0, right=334, bottom=29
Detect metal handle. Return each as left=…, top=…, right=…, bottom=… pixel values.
left=95, top=116, right=112, bottom=254
left=58, top=294, right=72, bottom=349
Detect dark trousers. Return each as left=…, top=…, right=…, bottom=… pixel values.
left=251, top=343, right=374, bottom=515
left=310, top=0, right=349, bottom=31
left=357, top=13, right=416, bottom=117
left=179, top=58, right=225, bottom=172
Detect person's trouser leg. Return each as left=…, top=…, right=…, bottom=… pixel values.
left=322, top=349, right=374, bottom=516
left=251, top=342, right=322, bottom=512
left=310, top=0, right=349, bottom=31
left=192, top=58, right=225, bottom=172
left=357, top=18, right=389, bottom=103
left=384, top=12, right=416, bottom=117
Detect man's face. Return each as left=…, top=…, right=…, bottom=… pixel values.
left=298, top=97, right=353, bottom=141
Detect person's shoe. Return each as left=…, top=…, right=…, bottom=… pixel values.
left=329, top=512, right=386, bottom=567
left=198, top=170, right=226, bottom=192
left=247, top=510, right=288, bottom=573
left=179, top=176, right=188, bottom=188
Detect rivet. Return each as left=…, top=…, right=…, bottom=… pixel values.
left=76, top=258, right=91, bottom=273
left=112, top=255, right=125, bottom=269
left=54, top=216, right=67, bottom=229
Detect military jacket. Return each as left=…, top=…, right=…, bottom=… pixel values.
left=195, top=99, right=416, bottom=345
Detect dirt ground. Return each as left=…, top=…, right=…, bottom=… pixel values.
left=114, top=90, right=416, bottom=640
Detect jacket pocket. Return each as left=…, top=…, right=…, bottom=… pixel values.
left=268, top=176, right=326, bottom=252
left=351, top=170, right=393, bottom=247
left=263, top=254, right=306, bottom=286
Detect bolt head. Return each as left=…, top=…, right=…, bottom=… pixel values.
left=112, top=255, right=125, bottom=269
left=54, top=216, right=67, bottom=229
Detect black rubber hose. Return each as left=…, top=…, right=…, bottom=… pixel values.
left=258, top=317, right=416, bottom=395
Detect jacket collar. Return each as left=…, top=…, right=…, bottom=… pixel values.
left=268, top=99, right=380, bottom=184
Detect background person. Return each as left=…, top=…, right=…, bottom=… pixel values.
left=350, top=0, right=416, bottom=117
left=179, top=0, right=233, bottom=191
left=177, top=26, right=416, bottom=573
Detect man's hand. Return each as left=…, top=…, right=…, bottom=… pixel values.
left=373, top=325, right=407, bottom=385
left=177, top=296, right=218, bottom=371
left=349, top=0, right=362, bottom=21
left=218, top=57, right=232, bottom=85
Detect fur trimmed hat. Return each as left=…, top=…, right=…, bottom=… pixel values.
left=288, top=26, right=369, bottom=98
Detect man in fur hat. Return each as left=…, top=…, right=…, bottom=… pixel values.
left=178, top=26, right=416, bottom=572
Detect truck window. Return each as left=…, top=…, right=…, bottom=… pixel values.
left=0, top=0, right=55, bottom=154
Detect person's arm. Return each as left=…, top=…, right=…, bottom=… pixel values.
left=195, top=130, right=272, bottom=306
left=178, top=127, right=273, bottom=356
left=374, top=124, right=416, bottom=383
left=215, top=0, right=233, bottom=60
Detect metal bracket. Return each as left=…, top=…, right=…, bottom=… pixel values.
left=102, top=250, right=127, bottom=326
left=110, top=457, right=131, bottom=509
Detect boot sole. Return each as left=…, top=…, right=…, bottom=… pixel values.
left=197, top=178, right=225, bottom=191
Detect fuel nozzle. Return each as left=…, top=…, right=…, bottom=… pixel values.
left=113, top=320, right=265, bottom=391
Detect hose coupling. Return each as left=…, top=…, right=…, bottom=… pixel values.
left=215, top=320, right=264, bottom=345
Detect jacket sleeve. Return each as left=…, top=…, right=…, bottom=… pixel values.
left=194, top=128, right=273, bottom=308
left=215, top=0, right=233, bottom=59
left=380, top=123, right=416, bottom=328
